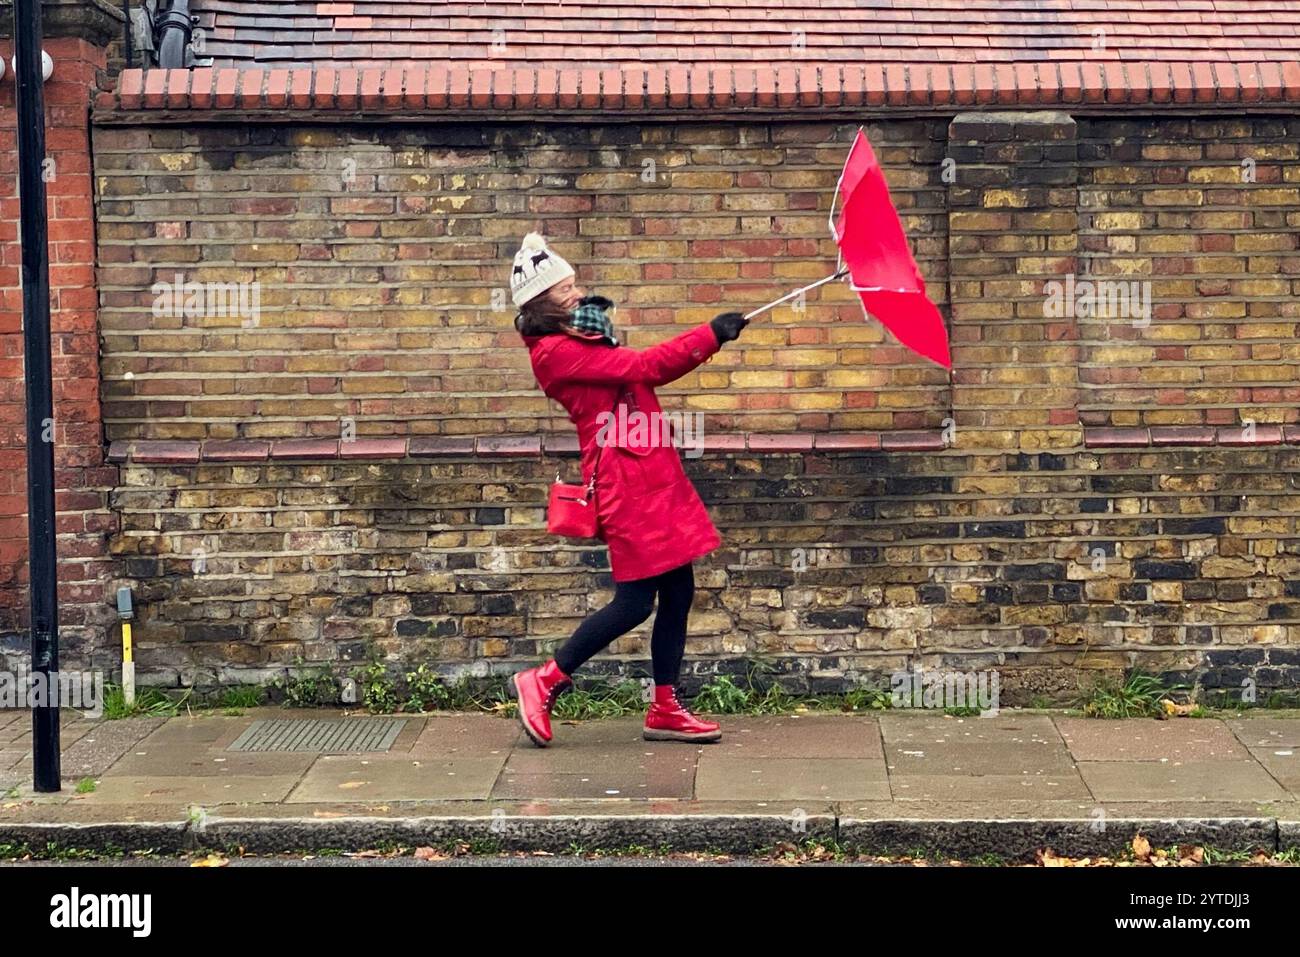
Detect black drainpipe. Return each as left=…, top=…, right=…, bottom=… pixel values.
left=123, top=0, right=133, bottom=68
left=156, top=0, right=194, bottom=68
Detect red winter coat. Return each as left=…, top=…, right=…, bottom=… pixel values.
left=522, top=321, right=724, bottom=582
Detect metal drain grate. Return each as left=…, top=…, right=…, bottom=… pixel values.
left=228, top=718, right=407, bottom=753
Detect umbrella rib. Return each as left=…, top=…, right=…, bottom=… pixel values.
left=743, top=268, right=849, bottom=321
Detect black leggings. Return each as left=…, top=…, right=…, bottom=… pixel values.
left=554, top=561, right=695, bottom=686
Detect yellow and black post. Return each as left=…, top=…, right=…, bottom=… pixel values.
left=117, top=588, right=135, bottom=706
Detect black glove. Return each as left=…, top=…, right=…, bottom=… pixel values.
left=710, top=311, right=749, bottom=345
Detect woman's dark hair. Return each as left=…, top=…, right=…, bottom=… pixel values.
left=514, top=293, right=572, bottom=336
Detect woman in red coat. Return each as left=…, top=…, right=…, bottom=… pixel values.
left=504, top=233, right=749, bottom=748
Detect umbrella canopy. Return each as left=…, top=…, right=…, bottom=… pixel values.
left=831, top=128, right=952, bottom=369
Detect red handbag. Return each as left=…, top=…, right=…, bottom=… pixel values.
left=546, top=396, right=620, bottom=539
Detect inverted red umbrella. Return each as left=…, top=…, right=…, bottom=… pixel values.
left=746, top=127, right=952, bottom=369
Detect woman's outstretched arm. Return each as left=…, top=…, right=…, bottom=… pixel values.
left=536, top=321, right=723, bottom=388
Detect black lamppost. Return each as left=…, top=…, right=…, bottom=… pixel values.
left=14, top=0, right=61, bottom=792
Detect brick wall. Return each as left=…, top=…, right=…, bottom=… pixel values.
left=37, top=106, right=1300, bottom=690
left=948, top=111, right=1081, bottom=450
left=107, top=443, right=1300, bottom=701
left=92, top=114, right=1299, bottom=449
left=1077, top=116, right=1300, bottom=430
left=0, top=36, right=118, bottom=656
left=91, top=120, right=952, bottom=441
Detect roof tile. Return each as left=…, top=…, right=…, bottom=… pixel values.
left=102, top=33, right=1300, bottom=118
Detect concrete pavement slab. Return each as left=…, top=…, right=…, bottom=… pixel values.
left=1246, top=746, right=1300, bottom=795
left=879, top=713, right=1063, bottom=746
left=707, top=714, right=884, bottom=759
left=1227, top=717, right=1300, bottom=749
left=0, top=801, right=197, bottom=824
left=500, top=718, right=702, bottom=775
left=0, top=749, right=26, bottom=771
left=889, top=773, right=1091, bottom=801
left=35, top=717, right=167, bottom=778
left=0, top=713, right=97, bottom=748
left=491, top=770, right=695, bottom=801
left=69, top=774, right=302, bottom=806
left=695, top=757, right=890, bottom=801
left=1078, top=760, right=1292, bottom=803
left=129, top=714, right=256, bottom=749
left=404, top=713, right=521, bottom=755
left=107, top=744, right=317, bottom=778
left=1057, top=717, right=1250, bottom=761
left=287, top=754, right=506, bottom=803
left=5, top=717, right=168, bottom=781
left=496, top=720, right=699, bottom=800
left=883, top=741, right=1078, bottom=776
left=0, top=779, right=73, bottom=804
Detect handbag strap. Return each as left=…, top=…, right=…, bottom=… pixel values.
left=545, top=390, right=624, bottom=493
left=584, top=391, right=625, bottom=492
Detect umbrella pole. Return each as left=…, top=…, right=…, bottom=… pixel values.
left=743, top=267, right=849, bottom=321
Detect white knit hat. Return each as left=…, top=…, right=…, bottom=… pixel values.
left=509, top=232, right=575, bottom=307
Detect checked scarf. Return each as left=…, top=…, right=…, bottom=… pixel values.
left=567, top=295, right=620, bottom=347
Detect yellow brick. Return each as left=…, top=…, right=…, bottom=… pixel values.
left=826, top=370, right=889, bottom=388
left=684, top=394, right=738, bottom=410
left=1143, top=189, right=1204, bottom=206
left=983, top=189, right=1031, bottom=208
left=790, top=392, right=841, bottom=409
left=771, top=170, right=838, bottom=189
left=1190, top=256, right=1244, bottom=273
left=1139, top=235, right=1196, bottom=253
left=1249, top=188, right=1300, bottom=205
left=1093, top=167, right=1145, bottom=184
left=731, top=370, right=789, bottom=388
left=157, top=153, right=195, bottom=171
left=1187, top=166, right=1245, bottom=184
left=1142, top=145, right=1202, bottom=161
left=667, top=171, right=735, bottom=189
left=1235, top=233, right=1297, bottom=252
left=342, top=377, right=404, bottom=394
left=1092, top=212, right=1143, bottom=230
left=1015, top=211, right=1077, bottom=231
left=688, top=262, right=740, bottom=279
left=950, top=212, right=1011, bottom=231
left=1194, top=212, right=1248, bottom=229
left=783, top=349, right=837, bottom=366
left=627, top=241, right=689, bottom=258
left=1237, top=279, right=1290, bottom=296
left=1248, top=143, right=1300, bottom=159
left=574, top=172, right=644, bottom=190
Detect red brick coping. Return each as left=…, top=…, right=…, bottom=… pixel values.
left=1083, top=426, right=1300, bottom=449
left=97, top=62, right=1300, bottom=117
left=106, top=432, right=950, bottom=465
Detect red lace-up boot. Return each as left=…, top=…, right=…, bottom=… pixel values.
left=643, top=684, right=722, bottom=743
left=510, top=659, right=572, bottom=747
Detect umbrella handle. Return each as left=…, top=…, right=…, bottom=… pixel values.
left=743, top=267, right=850, bottom=321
